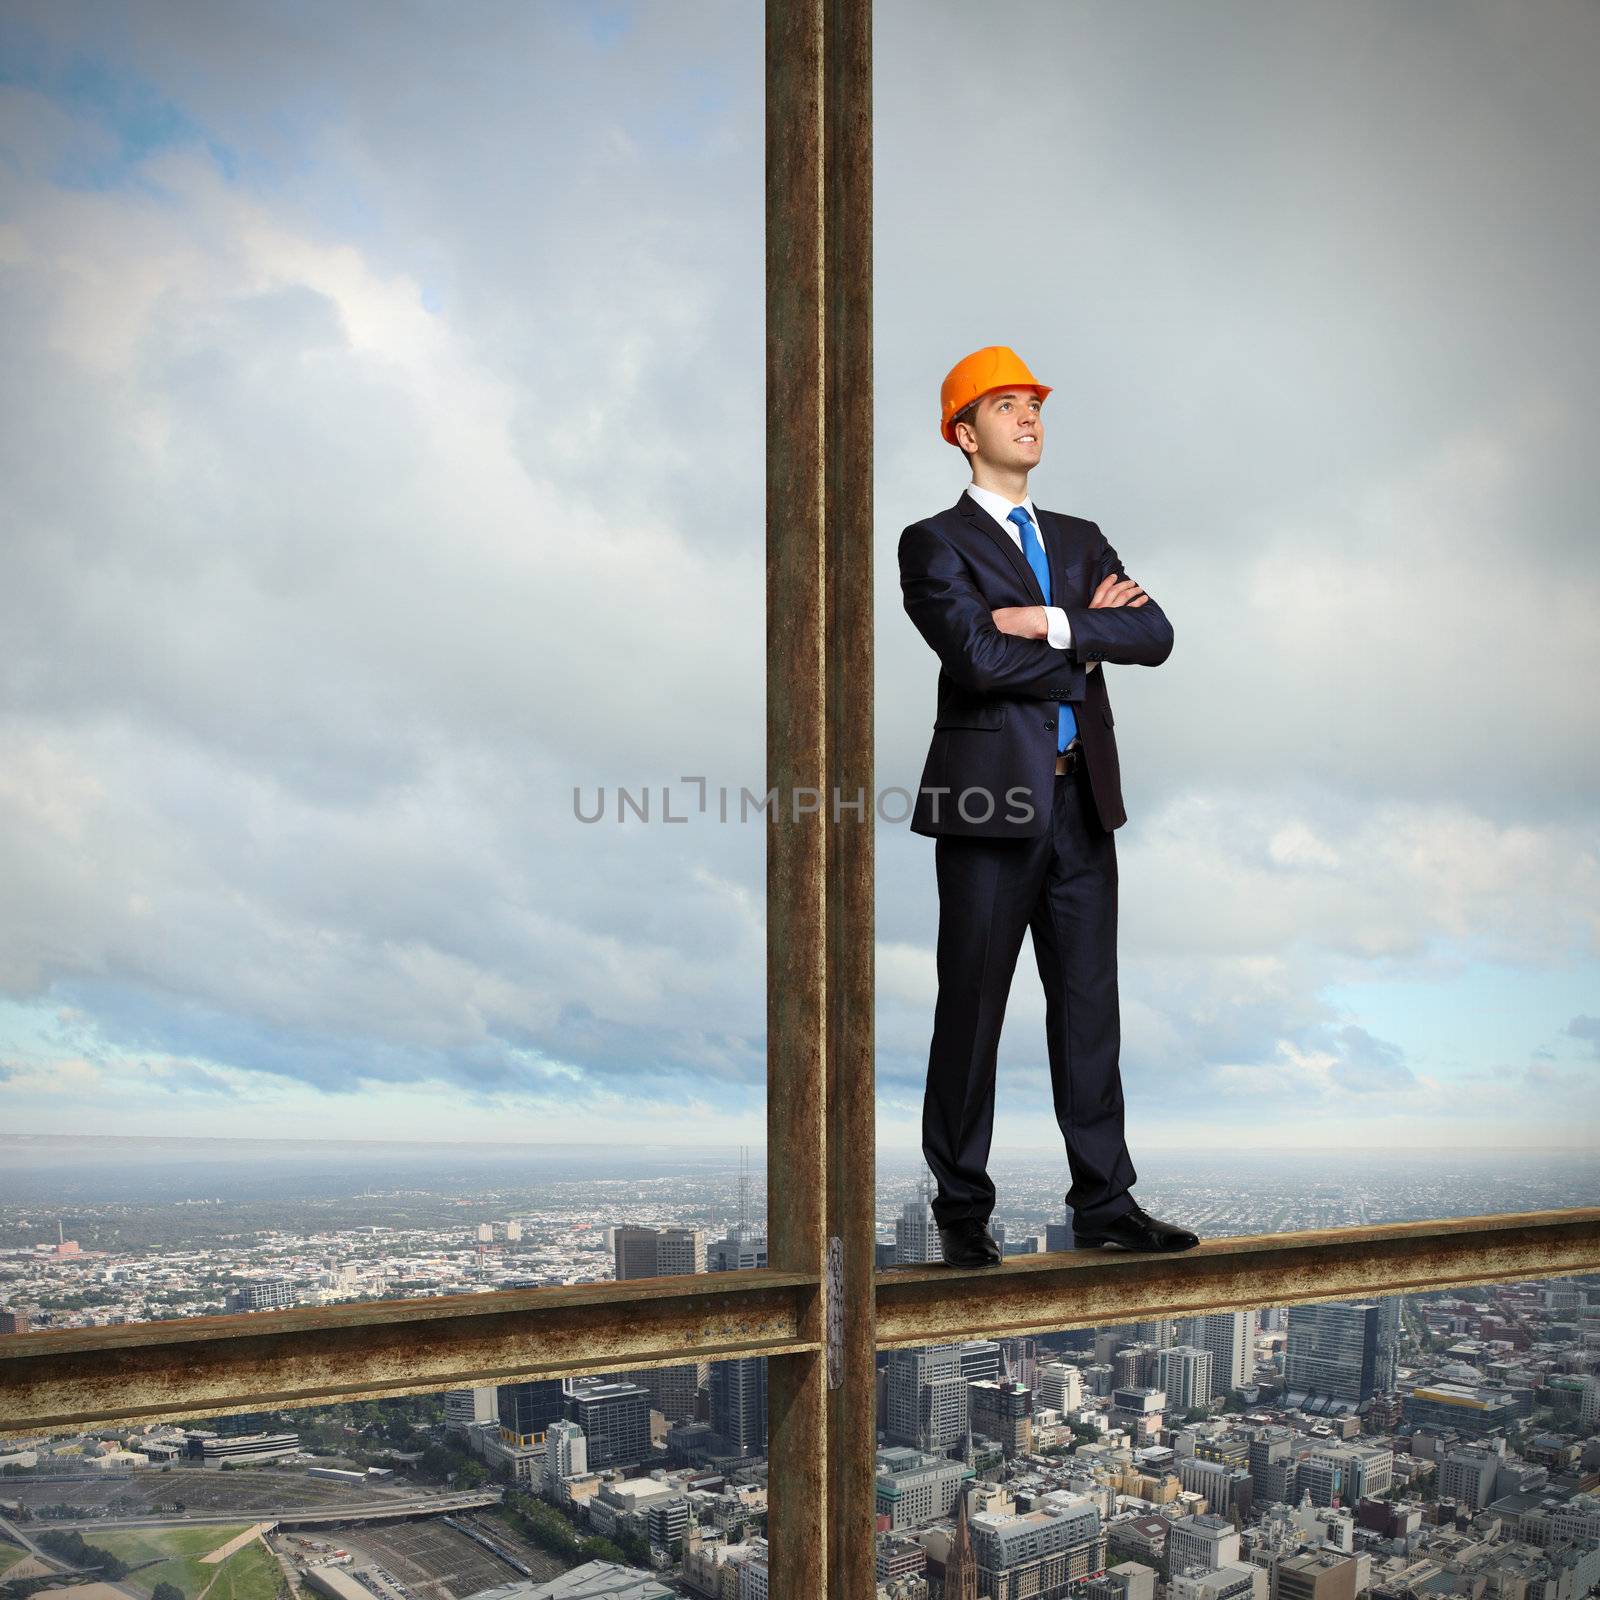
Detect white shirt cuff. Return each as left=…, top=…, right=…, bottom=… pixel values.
left=1044, top=606, right=1072, bottom=650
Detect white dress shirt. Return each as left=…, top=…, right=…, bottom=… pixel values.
left=963, top=482, right=1099, bottom=670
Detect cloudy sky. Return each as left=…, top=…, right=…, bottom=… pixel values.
left=1, top=1, right=1595, bottom=1164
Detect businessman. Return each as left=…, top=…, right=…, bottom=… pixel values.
left=898, top=345, right=1200, bottom=1269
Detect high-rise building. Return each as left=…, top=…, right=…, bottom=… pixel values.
left=895, top=1179, right=940, bottom=1265
left=1156, top=1345, right=1215, bottom=1413
left=873, top=1445, right=971, bottom=1531
left=1176, top=1311, right=1252, bottom=1399
left=708, top=1350, right=767, bottom=1457
left=225, top=1277, right=299, bottom=1312
left=543, top=1417, right=587, bottom=1486
left=1166, top=1512, right=1240, bottom=1579
left=1170, top=1565, right=1265, bottom=1600
left=968, top=1377, right=1033, bottom=1458
left=969, top=1495, right=1107, bottom=1594
left=1318, top=1444, right=1391, bottom=1508
left=498, top=1379, right=566, bottom=1446
left=1175, top=1456, right=1252, bottom=1521
left=613, top=1226, right=707, bottom=1422
left=1038, top=1361, right=1084, bottom=1417
left=708, top=1234, right=767, bottom=1272
left=1373, top=1295, right=1401, bottom=1395
left=1249, top=1426, right=1299, bottom=1508
left=885, top=1344, right=968, bottom=1452
left=485, top=1381, right=567, bottom=1486
left=704, top=1232, right=768, bottom=1456
left=1110, top=1386, right=1166, bottom=1443
left=445, top=1387, right=498, bottom=1434
left=565, top=1379, right=652, bottom=1472
left=1282, top=1302, right=1380, bottom=1411
left=706, top=1233, right=769, bottom=1457
left=1273, top=1550, right=1358, bottom=1600
left=1438, top=1439, right=1504, bottom=1511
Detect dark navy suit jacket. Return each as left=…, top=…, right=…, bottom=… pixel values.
left=897, top=490, right=1174, bottom=839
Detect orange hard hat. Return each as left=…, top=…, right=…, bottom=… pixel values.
left=939, top=346, right=1052, bottom=446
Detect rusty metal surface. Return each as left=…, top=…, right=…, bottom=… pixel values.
left=765, top=0, right=829, bottom=1591
left=765, top=0, right=874, bottom=1592
left=876, top=1208, right=1600, bottom=1346
left=0, top=1269, right=817, bottom=1436
left=820, top=0, right=875, bottom=1588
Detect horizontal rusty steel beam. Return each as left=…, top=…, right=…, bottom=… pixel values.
left=5, top=1211, right=1595, bottom=1437
left=0, top=1269, right=821, bottom=1436
left=875, top=1207, right=1600, bottom=1347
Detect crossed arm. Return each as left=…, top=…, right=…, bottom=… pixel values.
left=898, top=520, right=1174, bottom=696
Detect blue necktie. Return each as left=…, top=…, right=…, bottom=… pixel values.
left=1008, top=505, right=1078, bottom=753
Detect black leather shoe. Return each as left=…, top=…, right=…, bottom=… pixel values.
left=938, top=1218, right=1003, bottom=1268
left=1073, top=1201, right=1199, bottom=1252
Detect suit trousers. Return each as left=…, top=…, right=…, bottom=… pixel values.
left=922, top=763, right=1138, bottom=1233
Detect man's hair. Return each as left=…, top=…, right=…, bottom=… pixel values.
left=950, top=396, right=982, bottom=458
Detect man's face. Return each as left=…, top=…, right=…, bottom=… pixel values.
left=960, top=388, right=1043, bottom=470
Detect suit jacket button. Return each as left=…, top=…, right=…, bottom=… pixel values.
left=1043, top=720, right=1053, bottom=731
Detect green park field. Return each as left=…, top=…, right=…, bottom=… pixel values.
left=90, top=1525, right=281, bottom=1600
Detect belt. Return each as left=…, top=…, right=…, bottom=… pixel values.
left=1054, top=740, right=1084, bottom=776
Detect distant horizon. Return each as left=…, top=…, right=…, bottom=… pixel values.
left=2, top=1130, right=1595, bottom=1158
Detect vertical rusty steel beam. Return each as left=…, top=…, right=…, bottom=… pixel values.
left=765, top=0, right=874, bottom=1595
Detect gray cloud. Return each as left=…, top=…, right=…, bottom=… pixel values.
left=0, top=0, right=1595, bottom=1143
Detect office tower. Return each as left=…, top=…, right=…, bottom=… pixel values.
left=1176, top=1456, right=1252, bottom=1521
left=225, top=1277, right=299, bottom=1312
left=444, top=1387, right=498, bottom=1434
left=498, top=1379, right=567, bottom=1445
left=969, top=1496, right=1106, bottom=1594
left=1109, top=1387, right=1166, bottom=1443
left=968, top=1377, right=1033, bottom=1458
left=708, top=1233, right=767, bottom=1272
left=1169, top=1571, right=1264, bottom=1600
left=505, top=1220, right=523, bottom=1242
left=614, top=1225, right=707, bottom=1422
left=1167, top=1512, right=1241, bottom=1578
left=1038, top=1361, right=1084, bottom=1416
left=885, top=1344, right=970, bottom=1452
left=1283, top=1302, right=1381, bottom=1410
left=1249, top=1427, right=1298, bottom=1507
left=1274, top=1551, right=1359, bottom=1600
left=1373, top=1295, right=1401, bottom=1395
left=895, top=1178, right=940, bottom=1264
left=958, top=1339, right=1002, bottom=1384
left=1113, top=1345, right=1153, bottom=1387
left=707, top=1230, right=768, bottom=1456
left=999, top=1334, right=1039, bottom=1390
left=543, top=1417, right=587, bottom=1485
left=1156, top=1345, right=1215, bottom=1413
left=564, top=1378, right=652, bottom=1472
left=874, top=1445, right=971, bottom=1531
left=1308, top=1442, right=1393, bottom=1505
left=1086, top=1568, right=1158, bottom=1600
left=1438, top=1439, right=1504, bottom=1511
left=1177, top=1310, right=1253, bottom=1399
left=708, top=1349, right=768, bottom=1457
